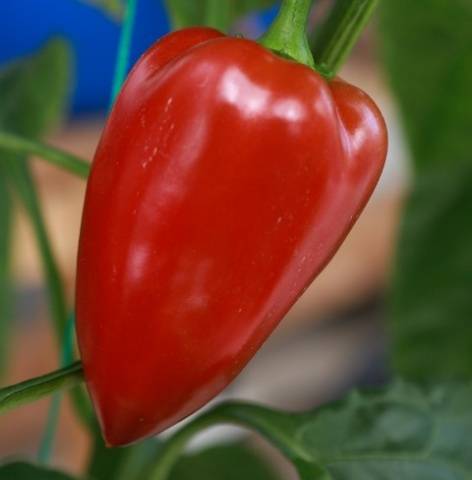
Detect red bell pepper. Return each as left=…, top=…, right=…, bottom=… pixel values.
left=76, top=20, right=387, bottom=446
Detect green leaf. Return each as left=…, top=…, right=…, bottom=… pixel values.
left=232, top=0, right=279, bottom=18
left=0, top=462, right=76, bottom=479
left=169, top=442, right=281, bottom=480
left=379, top=0, right=472, bottom=171
left=0, top=38, right=70, bottom=138
left=389, top=162, right=472, bottom=380
left=295, top=381, right=472, bottom=478
left=379, top=0, right=472, bottom=380
left=81, top=0, right=123, bottom=18
left=150, top=382, right=472, bottom=480
left=0, top=167, right=12, bottom=376
left=164, top=0, right=278, bottom=31
left=164, top=0, right=200, bottom=30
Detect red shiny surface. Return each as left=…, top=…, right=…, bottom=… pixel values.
left=76, top=28, right=387, bottom=446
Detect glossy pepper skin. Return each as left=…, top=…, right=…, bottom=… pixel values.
left=76, top=27, right=387, bottom=446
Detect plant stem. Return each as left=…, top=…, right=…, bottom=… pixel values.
left=37, top=393, right=62, bottom=462
left=259, top=0, right=316, bottom=69
left=0, top=131, right=90, bottom=178
left=38, top=313, right=77, bottom=463
left=149, top=413, right=225, bottom=479
left=0, top=362, right=84, bottom=415
left=312, top=0, right=379, bottom=76
left=110, top=0, right=138, bottom=105
left=148, top=402, right=309, bottom=480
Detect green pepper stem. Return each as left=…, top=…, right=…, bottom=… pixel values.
left=312, top=0, right=379, bottom=77
left=0, top=362, right=84, bottom=415
left=259, top=0, right=316, bottom=69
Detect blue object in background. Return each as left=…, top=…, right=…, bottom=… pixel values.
left=0, top=0, right=169, bottom=113
left=0, top=0, right=278, bottom=115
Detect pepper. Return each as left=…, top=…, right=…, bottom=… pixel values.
left=76, top=17, right=387, bottom=446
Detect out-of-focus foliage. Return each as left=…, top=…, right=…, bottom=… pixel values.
left=389, top=163, right=472, bottom=380
left=169, top=443, right=281, bottom=480
left=88, top=425, right=280, bottom=480
left=87, top=426, right=161, bottom=480
left=0, top=462, right=76, bottom=480
left=6, top=381, right=472, bottom=478
left=164, top=0, right=278, bottom=31
left=0, top=39, right=70, bottom=140
left=0, top=39, right=71, bottom=372
left=380, top=0, right=472, bottom=380
left=0, top=171, right=12, bottom=376
left=380, top=0, right=472, bottom=172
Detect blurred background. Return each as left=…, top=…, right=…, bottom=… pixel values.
left=0, top=0, right=443, bottom=478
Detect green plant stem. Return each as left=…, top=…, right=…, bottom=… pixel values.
left=312, top=0, right=379, bottom=76
left=259, top=0, right=316, bottom=69
left=0, top=131, right=90, bottom=178
left=0, top=362, right=84, bottom=415
left=37, top=392, right=62, bottom=462
left=38, top=313, right=77, bottom=463
left=110, top=0, right=138, bottom=105
left=148, top=402, right=310, bottom=480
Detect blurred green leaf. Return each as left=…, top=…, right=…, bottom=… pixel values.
left=390, top=163, right=472, bottom=380
left=379, top=0, right=472, bottom=171
left=236, top=0, right=278, bottom=13
left=169, top=442, right=281, bottom=480
left=379, top=0, right=472, bottom=380
left=82, top=0, right=124, bottom=18
left=164, top=0, right=278, bottom=31
left=0, top=168, right=12, bottom=376
left=0, top=462, right=76, bottom=479
left=163, top=0, right=199, bottom=29
left=151, top=382, right=472, bottom=480
left=88, top=427, right=279, bottom=480
left=0, top=39, right=70, bottom=138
